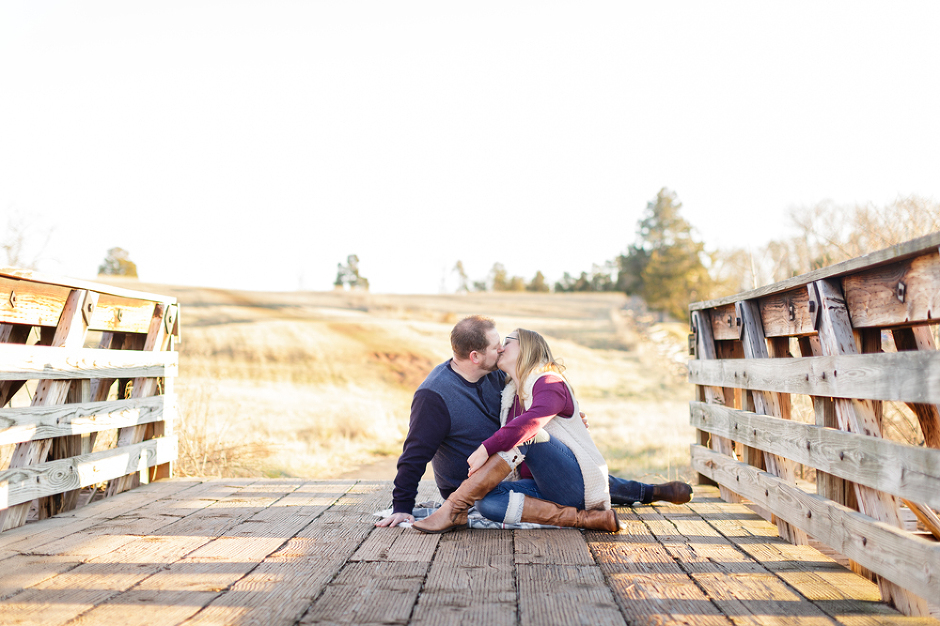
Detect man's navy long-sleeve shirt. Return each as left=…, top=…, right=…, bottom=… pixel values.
left=392, top=361, right=504, bottom=514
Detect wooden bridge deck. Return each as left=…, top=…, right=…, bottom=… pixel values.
left=0, top=479, right=935, bottom=626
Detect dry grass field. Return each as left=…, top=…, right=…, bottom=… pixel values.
left=98, top=279, right=696, bottom=485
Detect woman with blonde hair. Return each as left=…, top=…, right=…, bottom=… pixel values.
left=414, top=328, right=618, bottom=534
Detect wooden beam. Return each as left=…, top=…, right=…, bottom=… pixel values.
left=0, top=343, right=177, bottom=381
left=0, top=435, right=178, bottom=509
left=689, top=402, right=940, bottom=510
left=690, top=310, right=742, bottom=503
left=107, top=304, right=171, bottom=496
left=843, top=251, right=940, bottom=330
left=0, top=396, right=167, bottom=445
left=690, top=444, right=938, bottom=607
left=688, top=349, right=940, bottom=404
left=0, top=268, right=177, bottom=305
left=758, top=288, right=816, bottom=338
left=892, top=326, right=940, bottom=449
left=0, top=323, right=31, bottom=407
left=0, top=289, right=98, bottom=531
left=736, top=299, right=808, bottom=545
left=811, top=278, right=926, bottom=617
left=690, top=232, right=940, bottom=311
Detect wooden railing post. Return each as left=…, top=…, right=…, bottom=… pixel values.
left=0, top=289, right=98, bottom=531
left=107, top=303, right=171, bottom=496
left=812, top=278, right=928, bottom=616
left=736, top=299, right=809, bottom=545
left=691, top=309, right=742, bottom=503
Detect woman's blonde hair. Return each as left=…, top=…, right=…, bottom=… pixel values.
left=510, top=328, right=568, bottom=401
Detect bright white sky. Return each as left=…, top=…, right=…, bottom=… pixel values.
left=2, top=2, right=938, bottom=294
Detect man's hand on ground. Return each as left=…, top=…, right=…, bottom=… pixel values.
left=375, top=512, right=414, bottom=527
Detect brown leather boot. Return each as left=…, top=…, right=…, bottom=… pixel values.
left=520, top=496, right=620, bottom=532
left=650, top=482, right=693, bottom=504
left=412, top=454, right=512, bottom=534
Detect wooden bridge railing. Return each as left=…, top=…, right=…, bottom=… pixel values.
left=0, top=268, right=179, bottom=533
left=688, top=232, right=940, bottom=617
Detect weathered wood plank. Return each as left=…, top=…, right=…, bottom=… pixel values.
left=0, top=269, right=177, bottom=305
left=691, top=309, right=743, bottom=503
left=689, top=495, right=928, bottom=625
left=300, top=560, right=429, bottom=625
left=107, top=303, right=170, bottom=496
left=690, top=402, right=940, bottom=510
left=0, top=323, right=31, bottom=407
left=181, top=481, right=384, bottom=626
left=589, top=509, right=732, bottom=625
left=1, top=290, right=98, bottom=531
left=411, top=530, right=516, bottom=626
left=0, top=344, right=178, bottom=380
left=844, top=251, right=940, bottom=329
left=514, top=528, right=595, bottom=565
left=688, top=349, right=940, bottom=404
left=644, top=502, right=855, bottom=626
left=0, top=396, right=168, bottom=445
left=758, top=288, right=816, bottom=338
left=691, top=444, right=939, bottom=604
left=737, top=299, right=808, bottom=545
left=690, top=232, right=940, bottom=311
left=710, top=303, right=740, bottom=341
left=0, top=435, right=178, bottom=509
left=813, top=278, right=925, bottom=616
left=892, top=326, right=940, bottom=449
left=0, top=535, right=209, bottom=626
left=517, top=563, right=625, bottom=626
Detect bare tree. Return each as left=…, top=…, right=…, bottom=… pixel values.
left=2, top=209, right=53, bottom=269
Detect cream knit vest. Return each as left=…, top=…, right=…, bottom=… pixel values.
left=500, top=370, right=611, bottom=511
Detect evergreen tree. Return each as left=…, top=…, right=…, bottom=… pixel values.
left=618, top=188, right=711, bottom=321
left=527, top=271, right=550, bottom=292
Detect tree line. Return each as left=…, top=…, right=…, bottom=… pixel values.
left=455, top=188, right=940, bottom=322
left=6, top=191, right=937, bottom=322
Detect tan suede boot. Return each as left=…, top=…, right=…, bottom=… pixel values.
left=520, top=496, right=620, bottom=532
left=412, top=454, right=512, bottom=534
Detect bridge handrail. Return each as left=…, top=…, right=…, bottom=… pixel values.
left=0, top=268, right=179, bottom=532
left=688, top=233, right=940, bottom=616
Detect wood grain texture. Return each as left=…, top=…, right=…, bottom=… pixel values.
left=2, top=480, right=933, bottom=626
left=690, top=402, right=940, bottom=510
left=0, top=396, right=168, bottom=445
left=0, top=436, right=177, bottom=509
left=737, top=298, right=808, bottom=545
left=411, top=531, right=516, bottom=626
left=691, top=309, right=743, bottom=504
left=813, top=278, right=926, bottom=616
left=691, top=444, right=939, bottom=605
left=0, top=268, right=177, bottom=305
left=1, top=290, right=97, bottom=531
left=844, top=252, right=940, bottom=329
left=688, top=349, right=940, bottom=404
left=0, top=344, right=177, bottom=380
left=690, top=232, right=940, bottom=311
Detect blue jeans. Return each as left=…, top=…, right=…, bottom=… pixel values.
left=475, top=434, right=655, bottom=523
left=476, top=431, right=586, bottom=523
left=607, top=475, right=649, bottom=505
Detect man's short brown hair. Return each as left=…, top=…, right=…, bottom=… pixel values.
left=451, top=315, right=496, bottom=360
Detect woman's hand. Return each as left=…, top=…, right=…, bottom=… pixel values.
left=467, top=444, right=489, bottom=476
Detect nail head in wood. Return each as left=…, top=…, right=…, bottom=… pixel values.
left=896, top=280, right=906, bottom=303
left=8, top=290, right=16, bottom=308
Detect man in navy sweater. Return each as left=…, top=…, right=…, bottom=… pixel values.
left=375, top=315, right=692, bottom=528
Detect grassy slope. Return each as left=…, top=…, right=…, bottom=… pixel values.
left=99, top=278, right=694, bottom=482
